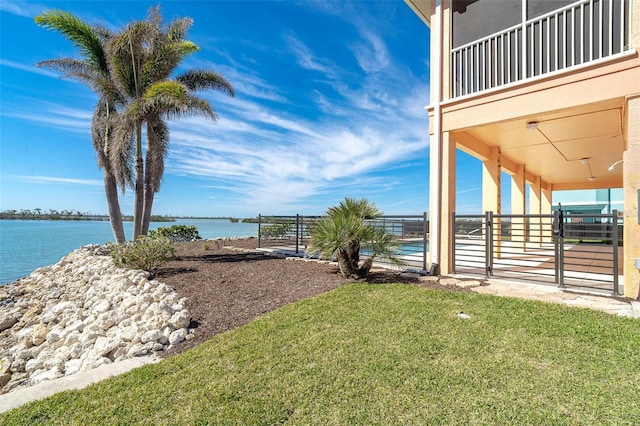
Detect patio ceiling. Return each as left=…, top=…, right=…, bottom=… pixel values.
left=454, top=100, right=625, bottom=190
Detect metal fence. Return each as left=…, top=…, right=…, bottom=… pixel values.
left=452, top=208, right=622, bottom=295
left=257, top=213, right=429, bottom=271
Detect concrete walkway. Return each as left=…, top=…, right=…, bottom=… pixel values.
left=0, top=355, right=158, bottom=414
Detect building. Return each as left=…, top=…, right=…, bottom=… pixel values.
left=553, top=188, right=623, bottom=222
left=406, top=0, right=639, bottom=297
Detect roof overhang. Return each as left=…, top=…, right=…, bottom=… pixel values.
left=404, top=0, right=434, bottom=27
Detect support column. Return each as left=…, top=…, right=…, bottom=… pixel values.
left=427, top=0, right=446, bottom=276
left=623, top=94, right=640, bottom=298
left=511, top=165, right=526, bottom=251
left=482, top=147, right=501, bottom=214
left=483, top=147, right=501, bottom=255
left=541, top=182, right=553, bottom=243
left=439, top=132, right=456, bottom=275
left=529, top=176, right=542, bottom=246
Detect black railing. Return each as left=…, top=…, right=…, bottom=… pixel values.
left=452, top=208, right=622, bottom=295
left=258, top=213, right=429, bottom=271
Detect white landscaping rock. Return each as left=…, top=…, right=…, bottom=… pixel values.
left=0, top=245, right=191, bottom=394
left=140, top=329, right=163, bottom=344
left=168, top=329, right=187, bottom=345
left=169, top=311, right=190, bottom=329
left=30, top=324, right=48, bottom=346
left=0, top=313, right=18, bottom=332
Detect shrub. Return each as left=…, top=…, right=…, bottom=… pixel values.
left=109, top=236, right=175, bottom=272
left=308, top=197, right=402, bottom=278
left=148, top=225, right=201, bottom=242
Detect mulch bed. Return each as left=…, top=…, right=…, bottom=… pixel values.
left=155, top=238, right=463, bottom=358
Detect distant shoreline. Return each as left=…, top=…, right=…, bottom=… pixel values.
left=0, top=214, right=259, bottom=223
left=0, top=214, right=175, bottom=222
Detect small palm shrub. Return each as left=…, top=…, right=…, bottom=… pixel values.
left=148, top=225, right=201, bottom=241
left=109, top=236, right=175, bottom=273
left=308, top=197, right=403, bottom=279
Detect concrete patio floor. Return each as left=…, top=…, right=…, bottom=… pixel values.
left=469, top=278, right=640, bottom=318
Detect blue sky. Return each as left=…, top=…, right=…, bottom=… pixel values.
left=0, top=0, right=487, bottom=218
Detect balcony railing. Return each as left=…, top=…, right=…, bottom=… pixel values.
left=450, top=0, right=631, bottom=98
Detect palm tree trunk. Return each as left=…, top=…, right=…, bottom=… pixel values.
left=358, top=257, right=373, bottom=278
left=132, top=123, right=144, bottom=239
left=141, top=193, right=154, bottom=235
left=337, top=250, right=359, bottom=278
left=141, top=159, right=154, bottom=236
left=103, top=173, right=126, bottom=243
left=347, top=240, right=360, bottom=273
left=141, top=122, right=157, bottom=236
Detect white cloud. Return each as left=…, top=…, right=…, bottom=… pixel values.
left=283, top=33, right=337, bottom=77
left=156, top=14, right=432, bottom=212
left=195, top=62, right=289, bottom=104
left=0, top=0, right=47, bottom=18
left=9, top=175, right=102, bottom=186
left=1, top=103, right=92, bottom=132
left=352, top=29, right=390, bottom=73
left=163, top=83, right=429, bottom=213
left=0, top=59, right=59, bottom=77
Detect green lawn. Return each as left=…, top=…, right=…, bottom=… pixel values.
left=3, top=284, right=639, bottom=425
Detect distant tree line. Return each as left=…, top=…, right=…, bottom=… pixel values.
left=0, top=209, right=175, bottom=222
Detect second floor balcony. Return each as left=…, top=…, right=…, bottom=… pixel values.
left=450, top=0, right=632, bottom=99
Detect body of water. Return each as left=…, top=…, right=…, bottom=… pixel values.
left=0, top=219, right=258, bottom=285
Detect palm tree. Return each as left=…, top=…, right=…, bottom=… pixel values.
left=108, top=7, right=234, bottom=238
left=35, top=10, right=127, bottom=243
left=308, top=198, right=403, bottom=279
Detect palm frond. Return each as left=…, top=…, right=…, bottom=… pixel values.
left=92, top=101, right=110, bottom=171
left=307, top=214, right=363, bottom=259
left=167, top=17, right=193, bottom=42
left=107, top=21, right=154, bottom=97
left=167, top=94, right=216, bottom=120
left=35, top=10, right=108, bottom=73
left=327, top=197, right=382, bottom=220
left=145, top=117, right=169, bottom=192
left=109, top=112, right=137, bottom=190
left=92, top=24, right=114, bottom=41
left=176, top=69, right=235, bottom=97
left=363, top=227, right=404, bottom=266
left=92, top=98, right=123, bottom=176
left=142, top=81, right=216, bottom=120
left=36, top=58, right=91, bottom=74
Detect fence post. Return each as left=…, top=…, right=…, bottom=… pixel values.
left=300, top=215, right=305, bottom=256
left=612, top=209, right=619, bottom=295
left=295, top=214, right=300, bottom=254
left=485, top=211, right=493, bottom=278
left=258, top=214, right=262, bottom=248
left=553, top=210, right=560, bottom=285
left=557, top=206, right=565, bottom=288
left=423, top=212, right=429, bottom=272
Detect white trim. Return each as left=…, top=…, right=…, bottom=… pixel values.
left=449, top=0, right=633, bottom=100
left=443, top=49, right=637, bottom=106
left=430, top=0, right=443, bottom=266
